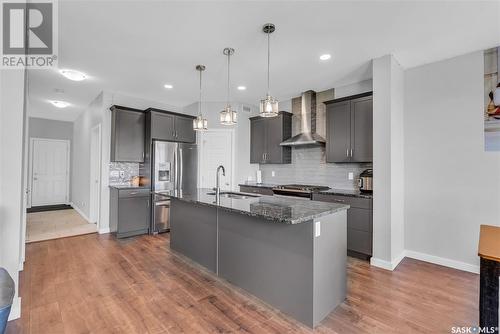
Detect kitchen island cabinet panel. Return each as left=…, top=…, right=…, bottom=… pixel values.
left=169, top=198, right=217, bottom=272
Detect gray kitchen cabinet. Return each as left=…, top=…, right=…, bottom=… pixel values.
left=147, top=108, right=196, bottom=143
left=110, top=187, right=150, bottom=238
left=250, top=111, right=292, bottom=164
left=169, top=198, right=217, bottom=272
left=110, top=106, right=145, bottom=162
left=325, top=93, right=373, bottom=163
left=313, top=193, right=373, bottom=259
left=239, top=185, right=274, bottom=196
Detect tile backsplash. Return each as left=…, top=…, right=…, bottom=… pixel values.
left=259, top=146, right=371, bottom=190
left=109, top=162, right=141, bottom=186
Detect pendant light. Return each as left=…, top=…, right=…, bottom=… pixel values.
left=259, top=23, right=279, bottom=118
left=193, top=65, right=208, bottom=130
left=220, top=48, right=237, bottom=125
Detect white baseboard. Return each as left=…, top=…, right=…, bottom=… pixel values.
left=98, top=227, right=110, bottom=234
left=370, top=253, right=404, bottom=271
left=8, top=297, right=21, bottom=321
left=70, top=202, right=91, bottom=222
left=404, top=250, right=479, bottom=274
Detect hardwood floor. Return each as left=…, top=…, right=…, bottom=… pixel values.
left=6, top=233, right=479, bottom=333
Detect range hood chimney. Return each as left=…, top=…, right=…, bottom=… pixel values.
left=280, top=90, right=326, bottom=146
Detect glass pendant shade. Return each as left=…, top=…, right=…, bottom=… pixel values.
left=259, top=94, right=279, bottom=117
left=193, top=115, right=208, bottom=130
left=220, top=105, right=237, bottom=125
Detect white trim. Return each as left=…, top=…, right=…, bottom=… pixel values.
left=89, top=124, right=102, bottom=229
left=98, top=227, right=110, bottom=234
left=8, top=297, right=21, bottom=321
left=370, top=251, right=406, bottom=271
left=404, top=250, right=479, bottom=274
left=29, top=137, right=71, bottom=206
left=70, top=202, right=91, bottom=223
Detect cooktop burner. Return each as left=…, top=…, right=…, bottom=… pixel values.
left=274, top=184, right=330, bottom=192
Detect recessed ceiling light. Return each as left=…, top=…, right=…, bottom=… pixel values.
left=50, top=100, right=70, bottom=108
left=164, top=84, right=173, bottom=89
left=59, top=69, right=87, bottom=81
left=319, top=54, right=331, bottom=61
left=237, top=86, right=246, bottom=91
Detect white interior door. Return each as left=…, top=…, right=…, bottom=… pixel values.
left=89, top=124, right=101, bottom=224
left=31, top=138, right=70, bottom=206
left=199, top=130, right=234, bottom=190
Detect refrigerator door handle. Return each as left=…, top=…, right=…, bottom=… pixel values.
left=179, top=148, right=183, bottom=191
left=173, top=146, right=178, bottom=191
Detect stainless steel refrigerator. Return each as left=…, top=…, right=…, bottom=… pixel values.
left=151, top=140, right=197, bottom=233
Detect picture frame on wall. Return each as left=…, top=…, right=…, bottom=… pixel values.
left=484, top=46, right=500, bottom=151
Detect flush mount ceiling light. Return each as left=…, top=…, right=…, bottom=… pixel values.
left=50, top=100, right=70, bottom=108
left=164, top=84, right=173, bottom=89
left=237, top=86, right=246, bottom=91
left=193, top=65, right=208, bottom=131
left=319, top=54, right=331, bottom=61
left=220, top=48, right=237, bottom=126
left=259, top=23, right=279, bottom=118
left=59, top=69, right=87, bottom=81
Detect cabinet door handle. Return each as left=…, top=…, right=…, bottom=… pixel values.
left=129, top=192, right=138, bottom=195
left=350, top=149, right=353, bottom=157
left=346, top=149, right=349, bottom=157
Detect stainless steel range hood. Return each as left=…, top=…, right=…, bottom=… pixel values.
left=280, top=90, right=326, bottom=146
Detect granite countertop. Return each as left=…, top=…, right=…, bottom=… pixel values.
left=155, top=188, right=349, bottom=224
left=238, top=182, right=277, bottom=189
left=109, top=185, right=149, bottom=190
left=317, top=188, right=373, bottom=199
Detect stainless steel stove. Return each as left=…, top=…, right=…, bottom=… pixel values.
left=272, top=184, right=330, bottom=199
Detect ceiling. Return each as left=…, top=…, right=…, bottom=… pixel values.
left=28, top=0, right=500, bottom=121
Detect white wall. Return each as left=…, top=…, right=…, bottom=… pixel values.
left=404, top=51, right=500, bottom=273
left=0, top=69, right=26, bottom=320
left=334, top=79, right=373, bottom=99
left=371, top=55, right=405, bottom=270
left=184, top=101, right=259, bottom=188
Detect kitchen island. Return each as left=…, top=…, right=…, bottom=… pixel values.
left=156, top=189, right=350, bottom=328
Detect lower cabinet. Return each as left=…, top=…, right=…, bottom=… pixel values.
left=110, top=188, right=150, bottom=238
left=312, top=193, right=373, bottom=260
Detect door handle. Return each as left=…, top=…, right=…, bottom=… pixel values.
left=350, top=149, right=353, bottom=157
left=346, top=149, right=349, bottom=157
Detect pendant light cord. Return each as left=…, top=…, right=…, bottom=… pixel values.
left=227, top=52, right=231, bottom=106
left=267, top=29, right=270, bottom=95
left=198, top=68, right=202, bottom=117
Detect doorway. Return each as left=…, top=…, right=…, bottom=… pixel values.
left=29, top=138, right=70, bottom=207
left=198, top=129, right=235, bottom=190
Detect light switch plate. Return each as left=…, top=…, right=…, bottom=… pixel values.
left=315, top=221, right=321, bottom=237
left=348, top=172, right=354, bottom=180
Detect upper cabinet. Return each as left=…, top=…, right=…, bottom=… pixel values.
left=250, top=111, right=292, bottom=164
left=325, top=93, right=373, bottom=163
left=147, top=109, right=196, bottom=143
left=110, top=105, right=146, bottom=162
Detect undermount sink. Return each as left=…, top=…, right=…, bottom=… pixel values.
left=206, top=191, right=260, bottom=199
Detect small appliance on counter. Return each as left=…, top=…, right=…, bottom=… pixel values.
left=358, top=169, right=373, bottom=193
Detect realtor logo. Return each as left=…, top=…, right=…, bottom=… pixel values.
left=1, top=0, right=58, bottom=68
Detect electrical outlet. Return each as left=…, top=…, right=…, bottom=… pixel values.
left=271, top=171, right=275, bottom=177
left=348, top=172, right=354, bottom=180
left=315, top=221, right=321, bottom=237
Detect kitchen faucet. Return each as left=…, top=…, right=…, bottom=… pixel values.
left=216, top=165, right=226, bottom=203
